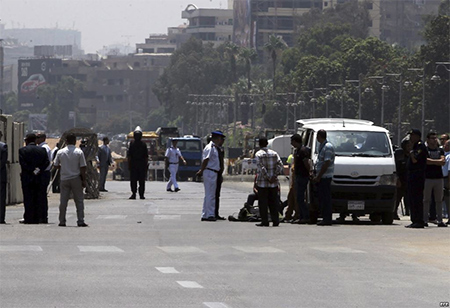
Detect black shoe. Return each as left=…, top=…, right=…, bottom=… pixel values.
left=272, top=223, right=279, bottom=227
left=201, top=217, right=217, bottom=222
left=99, top=189, right=108, bottom=192
left=0, top=221, right=6, bottom=224
left=405, top=223, right=424, bottom=228
left=215, top=216, right=226, bottom=220
left=174, top=188, right=180, bottom=192
left=437, top=222, right=448, bottom=227
left=166, top=188, right=173, bottom=192
left=255, top=223, right=269, bottom=227
left=317, top=221, right=332, bottom=226
left=19, top=219, right=25, bottom=224
left=129, top=194, right=136, bottom=200
left=77, top=222, right=89, bottom=227
left=446, top=220, right=450, bottom=225
left=58, top=223, right=66, bottom=227
left=393, top=215, right=401, bottom=220
left=424, top=223, right=429, bottom=227
left=140, top=196, right=145, bottom=200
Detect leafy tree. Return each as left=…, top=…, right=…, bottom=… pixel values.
left=2, top=92, right=18, bottom=114
left=239, top=47, right=258, bottom=91
left=264, top=35, right=287, bottom=92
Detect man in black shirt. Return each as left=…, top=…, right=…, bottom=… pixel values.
left=423, top=131, right=447, bottom=227
left=127, top=126, right=148, bottom=200
left=405, top=129, right=428, bottom=228
left=290, top=134, right=311, bottom=224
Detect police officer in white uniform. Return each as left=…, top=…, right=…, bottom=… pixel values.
left=165, top=139, right=186, bottom=192
left=196, top=131, right=225, bottom=221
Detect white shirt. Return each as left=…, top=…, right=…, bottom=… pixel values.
left=202, top=141, right=220, bottom=171
left=39, top=142, right=52, bottom=171
left=165, top=146, right=182, bottom=163
left=54, top=145, right=87, bottom=181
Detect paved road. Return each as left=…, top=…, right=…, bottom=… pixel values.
left=1, top=179, right=449, bottom=308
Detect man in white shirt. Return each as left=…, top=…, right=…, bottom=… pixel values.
left=165, top=139, right=186, bottom=192
left=36, top=132, right=52, bottom=224
left=54, top=133, right=88, bottom=227
left=196, top=131, right=225, bottom=221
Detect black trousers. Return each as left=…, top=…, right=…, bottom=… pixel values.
left=257, top=186, right=279, bottom=225
left=215, top=174, right=223, bottom=218
left=130, top=165, right=147, bottom=196
left=0, top=180, right=6, bottom=223
left=39, top=171, right=51, bottom=222
left=407, top=171, right=425, bottom=224
left=22, top=180, right=43, bottom=223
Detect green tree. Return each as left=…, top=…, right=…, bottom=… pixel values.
left=264, top=35, right=287, bottom=92
left=239, top=47, right=258, bottom=91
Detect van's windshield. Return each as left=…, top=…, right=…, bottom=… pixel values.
left=176, top=140, right=202, bottom=152
left=322, top=131, right=392, bottom=157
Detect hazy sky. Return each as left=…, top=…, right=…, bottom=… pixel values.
left=1, top=0, right=230, bottom=53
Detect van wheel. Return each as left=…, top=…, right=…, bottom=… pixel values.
left=381, top=212, right=394, bottom=225
left=369, top=213, right=381, bottom=223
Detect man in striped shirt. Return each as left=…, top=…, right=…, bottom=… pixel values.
left=255, top=137, right=284, bottom=227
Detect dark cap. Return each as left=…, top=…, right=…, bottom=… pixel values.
left=211, top=130, right=226, bottom=138
left=25, top=133, right=37, bottom=141
left=408, top=128, right=421, bottom=138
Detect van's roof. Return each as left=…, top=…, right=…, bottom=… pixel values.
left=297, top=118, right=388, bottom=132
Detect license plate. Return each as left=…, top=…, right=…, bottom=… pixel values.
left=348, top=201, right=365, bottom=210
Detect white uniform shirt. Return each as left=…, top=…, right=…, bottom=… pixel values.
left=202, top=141, right=220, bottom=171
left=165, top=146, right=182, bottom=163
left=54, top=145, right=87, bottom=181
left=39, top=142, right=52, bottom=171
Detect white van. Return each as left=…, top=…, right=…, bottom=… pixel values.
left=297, top=118, right=397, bottom=224
left=268, top=134, right=292, bottom=163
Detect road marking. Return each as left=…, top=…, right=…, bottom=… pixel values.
left=204, top=303, right=230, bottom=308
left=96, top=215, right=127, bottom=219
left=158, top=246, right=206, bottom=253
left=177, top=281, right=203, bottom=288
left=312, top=247, right=367, bottom=253
left=0, top=245, right=43, bottom=252
left=233, top=246, right=285, bottom=253
left=153, top=215, right=181, bottom=220
left=78, top=246, right=124, bottom=252
left=155, top=267, right=179, bottom=274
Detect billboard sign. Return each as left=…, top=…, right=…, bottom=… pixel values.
left=18, top=58, right=61, bottom=109
left=233, top=0, right=252, bottom=47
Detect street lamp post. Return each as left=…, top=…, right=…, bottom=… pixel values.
left=431, top=62, right=450, bottom=133
left=345, top=73, right=363, bottom=119
left=407, top=66, right=426, bottom=135
left=367, top=76, right=389, bottom=126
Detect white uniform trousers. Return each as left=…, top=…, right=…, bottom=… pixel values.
left=167, top=163, right=179, bottom=189
left=202, top=169, right=217, bottom=218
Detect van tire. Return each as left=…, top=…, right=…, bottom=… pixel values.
left=381, top=212, right=394, bottom=225
left=369, top=213, right=381, bottom=223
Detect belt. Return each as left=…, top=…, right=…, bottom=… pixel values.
left=169, top=162, right=179, bottom=164
left=206, top=168, right=219, bottom=173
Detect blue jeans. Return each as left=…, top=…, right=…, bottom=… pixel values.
left=295, top=175, right=309, bottom=220
left=317, top=177, right=332, bottom=223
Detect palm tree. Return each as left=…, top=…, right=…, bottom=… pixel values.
left=225, top=42, right=240, bottom=84
left=264, top=35, right=287, bottom=92
left=239, top=47, right=258, bottom=91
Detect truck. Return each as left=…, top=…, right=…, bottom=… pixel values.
left=297, top=118, right=397, bottom=224
left=167, top=135, right=203, bottom=181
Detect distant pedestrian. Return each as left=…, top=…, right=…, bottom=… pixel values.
left=197, top=131, right=225, bottom=221
left=98, top=136, right=113, bottom=192
left=291, top=133, right=312, bottom=224
left=54, top=133, right=88, bottom=227
left=18, top=133, right=49, bottom=224
left=165, top=138, right=186, bottom=192
left=313, top=129, right=335, bottom=226
left=254, top=137, right=284, bottom=227
left=127, top=126, right=148, bottom=200
left=36, top=132, right=52, bottom=223
left=405, top=129, right=427, bottom=228
left=0, top=131, right=7, bottom=224
left=214, top=131, right=226, bottom=220
left=423, top=131, right=447, bottom=227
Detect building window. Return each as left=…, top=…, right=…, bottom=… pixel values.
left=134, top=62, right=140, bottom=67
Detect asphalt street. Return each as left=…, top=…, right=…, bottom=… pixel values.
left=1, top=178, right=449, bottom=308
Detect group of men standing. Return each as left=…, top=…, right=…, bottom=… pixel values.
left=405, top=129, right=449, bottom=228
